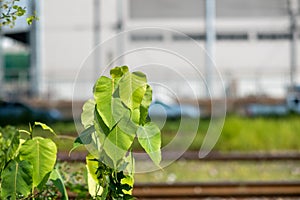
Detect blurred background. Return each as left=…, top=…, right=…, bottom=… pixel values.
left=0, top=0, right=300, bottom=116
left=0, top=0, right=300, bottom=197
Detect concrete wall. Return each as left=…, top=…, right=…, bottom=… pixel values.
left=40, top=0, right=300, bottom=100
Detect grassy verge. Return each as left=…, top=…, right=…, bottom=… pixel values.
left=135, top=160, right=300, bottom=183
left=13, top=114, right=300, bottom=152
left=58, top=160, right=300, bottom=184
left=216, top=115, right=300, bottom=151
left=162, top=115, right=300, bottom=152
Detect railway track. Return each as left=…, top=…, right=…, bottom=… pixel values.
left=133, top=182, right=300, bottom=199
left=61, top=151, right=300, bottom=162
left=62, top=151, right=300, bottom=198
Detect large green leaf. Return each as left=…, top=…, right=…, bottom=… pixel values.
left=131, top=108, right=140, bottom=124
left=94, top=76, right=114, bottom=129
left=137, top=122, right=161, bottom=166
left=111, top=98, right=128, bottom=125
left=110, top=66, right=129, bottom=79
left=110, top=66, right=129, bottom=90
left=94, top=98, right=136, bottom=147
left=6, top=127, right=20, bottom=161
left=117, top=116, right=138, bottom=138
left=19, top=137, right=57, bottom=188
left=94, top=108, right=110, bottom=142
left=86, top=154, right=99, bottom=182
left=81, top=99, right=96, bottom=129
left=120, top=153, right=135, bottom=195
left=1, top=160, right=33, bottom=200
left=34, top=122, right=56, bottom=135
left=119, top=71, right=147, bottom=111
left=124, top=152, right=135, bottom=176
left=50, top=167, right=69, bottom=200
left=74, top=125, right=94, bottom=145
left=103, top=126, right=135, bottom=167
left=112, top=98, right=137, bottom=135
left=0, top=126, right=20, bottom=168
left=86, top=154, right=102, bottom=197
left=70, top=125, right=95, bottom=153
left=139, top=84, right=152, bottom=125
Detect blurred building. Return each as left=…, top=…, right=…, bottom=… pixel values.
left=1, top=0, right=299, bottom=101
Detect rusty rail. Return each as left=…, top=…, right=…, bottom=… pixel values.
left=60, top=151, right=300, bottom=162
left=133, top=181, right=300, bottom=198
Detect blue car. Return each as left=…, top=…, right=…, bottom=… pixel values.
left=148, top=101, right=200, bottom=120
left=245, top=103, right=288, bottom=117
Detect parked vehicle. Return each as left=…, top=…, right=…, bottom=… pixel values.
left=286, top=94, right=300, bottom=113
left=245, top=103, right=288, bottom=117
left=148, top=100, right=200, bottom=119
left=0, top=100, right=63, bottom=125
left=285, top=85, right=300, bottom=114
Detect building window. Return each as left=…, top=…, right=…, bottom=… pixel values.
left=172, top=33, right=206, bottom=41
left=257, top=33, right=292, bottom=40
left=129, top=0, right=205, bottom=19
left=172, top=33, right=248, bottom=41
left=217, top=33, right=248, bottom=40
left=130, top=34, right=163, bottom=42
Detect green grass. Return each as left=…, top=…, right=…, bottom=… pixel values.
left=59, top=160, right=300, bottom=183
left=161, top=115, right=300, bottom=152
left=134, top=160, right=300, bottom=183
left=13, top=115, right=300, bottom=152
left=215, top=115, right=300, bottom=151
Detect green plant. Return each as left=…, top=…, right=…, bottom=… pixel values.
left=57, top=162, right=89, bottom=199
left=0, top=0, right=38, bottom=27
left=73, top=66, right=162, bottom=199
left=0, top=122, right=68, bottom=200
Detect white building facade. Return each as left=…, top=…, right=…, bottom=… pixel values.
left=40, top=0, right=300, bottom=100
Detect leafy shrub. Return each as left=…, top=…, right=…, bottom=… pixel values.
left=0, top=123, right=68, bottom=200
left=73, top=66, right=162, bottom=199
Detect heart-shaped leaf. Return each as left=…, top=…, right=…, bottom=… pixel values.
left=139, top=84, right=152, bottom=125
left=94, top=76, right=114, bottom=129
left=19, top=137, right=57, bottom=188
left=50, top=167, right=69, bottom=200
left=137, top=122, right=161, bottom=166
left=81, top=99, right=96, bottom=129
left=119, top=71, right=147, bottom=111
left=1, top=160, right=33, bottom=200
left=103, top=125, right=134, bottom=167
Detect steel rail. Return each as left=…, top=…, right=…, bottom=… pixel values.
left=60, top=151, right=300, bottom=162
left=133, top=181, right=300, bottom=198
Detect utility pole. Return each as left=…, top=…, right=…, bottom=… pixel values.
left=116, top=0, right=124, bottom=66
left=289, top=0, right=299, bottom=87
left=0, top=31, right=3, bottom=99
left=205, top=0, right=216, bottom=98
left=93, top=0, right=101, bottom=80
left=30, top=0, right=40, bottom=98
left=0, top=3, right=5, bottom=99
